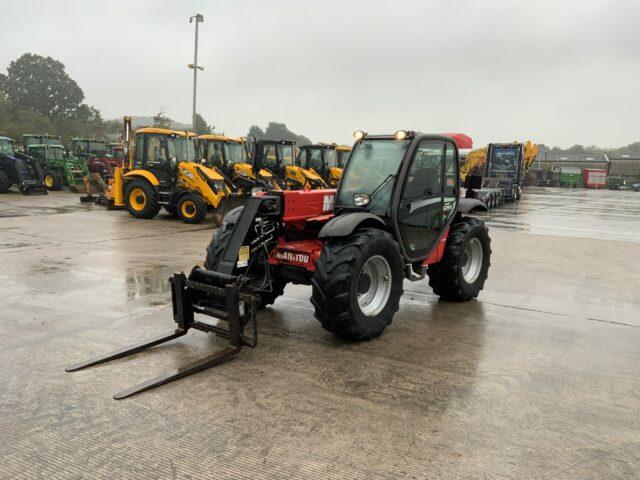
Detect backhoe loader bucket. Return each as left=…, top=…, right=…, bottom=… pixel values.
left=79, top=173, right=109, bottom=203
left=66, top=267, right=258, bottom=399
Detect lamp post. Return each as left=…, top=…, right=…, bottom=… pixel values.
left=188, top=14, right=204, bottom=132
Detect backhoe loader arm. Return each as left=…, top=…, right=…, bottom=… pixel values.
left=460, top=147, right=487, bottom=181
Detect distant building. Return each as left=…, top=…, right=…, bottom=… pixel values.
left=530, top=152, right=609, bottom=172
left=605, top=153, right=640, bottom=183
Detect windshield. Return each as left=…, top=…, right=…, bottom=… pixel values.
left=325, top=149, right=338, bottom=168
left=0, top=140, right=14, bottom=156
left=261, top=144, right=278, bottom=170
left=47, top=146, right=65, bottom=160
left=337, top=149, right=350, bottom=168
left=337, top=139, right=409, bottom=212
left=225, top=142, right=247, bottom=165
left=89, top=141, right=107, bottom=155
left=174, top=137, right=197, bottom=162
left=301, top=148, right=324, bottom=172
left=112, top=149, right=124, bottom=160
left=205, top=140, right=225, bottom=167
left=489, top=146, right=519, bottom=176
left=279, top=144, right=294, bottom=166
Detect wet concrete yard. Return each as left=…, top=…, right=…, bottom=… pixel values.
left=1, top=188, right=639, bottom=479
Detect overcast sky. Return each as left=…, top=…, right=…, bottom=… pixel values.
left=1, top=0, right=638, bottom=147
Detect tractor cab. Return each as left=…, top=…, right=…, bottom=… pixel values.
left=109, top=143, right=124, bottom=162
left=72, top=138, right=120, bottom=179
left=298, top=144, right=351, bottom=187
left=24, top=134, right=89, bottom=191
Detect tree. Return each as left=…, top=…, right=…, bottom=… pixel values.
left=194, top=113, right=212, bottom=135
left=248, top=125, right=265, bottom=139
left=249, top=122, right=312, bottom=145
left=153, top=108, right=172, bottom=128
left=2, top=53, right=85, bottom=118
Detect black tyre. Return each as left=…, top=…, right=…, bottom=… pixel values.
left=165, top=205, right=178, bottom=217
left=427, top=216, right=491, bottom=302
left=124, top=179, right=159, bottom=219
left=204, top=207, right=285, bottom=309
left=0, top=170, right=11, bottom=193
left=311, top=228, right=404, bottom=342
left=177, top=194, right=207, bottom=224
left=44, top=170, right=64, bottom=191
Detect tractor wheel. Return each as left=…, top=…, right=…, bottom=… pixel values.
left=124, top=180, right=159, bottom=219
left=204, top=207, right=286, bottom=309
left=44, top=171, right=64, bottom=191
left=0, top=170, right=11, bottom=193
left=427, top=216, right=491, bottom=302
left=311, top=228, right=404, bottom=341
left=177, top=194, right=207, bottom=224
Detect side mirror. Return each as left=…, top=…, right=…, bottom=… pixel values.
left=201, top=158, right=207, bottom=164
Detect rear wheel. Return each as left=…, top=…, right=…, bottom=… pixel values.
left=44, top=170, right=64, bottom=191
left=0, top=170, right=11, bottom=193
left=124, top=179, right=159, bottom=219
left=427, top=216, right=491, bottom=301
left=204, top=207, right=285, bottom=308
left=177, top=194, right=207, bottom=224
left=311, top=228, right=404, bottom=341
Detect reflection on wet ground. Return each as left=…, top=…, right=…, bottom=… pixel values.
left=1, top=187, right=639, bottom=479
left=479, top=187, right=640, bottom=242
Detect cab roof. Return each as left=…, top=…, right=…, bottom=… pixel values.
left=198, top=134, right=244, bottom=144
left=0, top=136, right=12, bottom=141
left=137, top=127, right=196, bottom=138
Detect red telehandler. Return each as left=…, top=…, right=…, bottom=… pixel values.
left=67, top=130, right=490, bottom=399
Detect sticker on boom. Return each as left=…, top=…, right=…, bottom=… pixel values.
left=237, top=245, right=250, bottom=268
left=275, top=249, right=310, bottom=265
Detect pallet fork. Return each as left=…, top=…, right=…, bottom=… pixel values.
left=66, top=267, right=258, bottom=399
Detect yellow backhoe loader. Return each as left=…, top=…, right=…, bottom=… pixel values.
left=297, top=143, right=351, bottom=187
left=107, top=117, right=230, bottom=224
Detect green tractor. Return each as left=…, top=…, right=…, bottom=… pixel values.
left=23, top=134, right=89, bottom=191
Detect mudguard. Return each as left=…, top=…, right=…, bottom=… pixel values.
left=124, top=169, right=159, bottom=186
left=458, top=198, right=488, bottom=213
left=318, top=212, right=387, bottom=239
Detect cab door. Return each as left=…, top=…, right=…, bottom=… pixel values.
left=138, top=134, right=175, bottom=187
left=396, top=139, right=457, bottom=260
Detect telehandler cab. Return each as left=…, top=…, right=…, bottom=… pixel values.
left=67, top=130, right=491, bottom=399
left=298, top=143, right=351, bottom=187
left=109, top=119, right=231, bottom=224
left=0, top=136, right=48, bottom=194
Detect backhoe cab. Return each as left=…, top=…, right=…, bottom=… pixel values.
left=0, top=136, right=48, bottom=194
left=252, top=139, right=326, bottom=190
left=67, top=130, right=492, bottom=399
left=110, top=123, right=230, bottom=224
left=198, top=134, right=256, bottom=193
left=298, top=143, right=351, bottom=187
left=23, top=134, right=89, bottom=191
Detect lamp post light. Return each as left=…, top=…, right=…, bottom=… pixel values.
left=188, top=14, right=204, bottom=132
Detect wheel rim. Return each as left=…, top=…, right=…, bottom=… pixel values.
left=129, top=188, right=146, bottom=211
left=45, top=174, right=54, bottom=187
left=462, top=237, right=483, bottom=284
left=357, top=255, right=392, bottom=317
left=181, top=200, right=196, bottom=218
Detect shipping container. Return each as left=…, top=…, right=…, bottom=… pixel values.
left=582, top=168, right=607, bottom=189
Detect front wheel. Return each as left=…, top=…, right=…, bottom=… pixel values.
left=311, top=228, right=404, bottom=341
left=177, top=194, right=207, bottom=224
left=427, top=216, right=491, bottom=301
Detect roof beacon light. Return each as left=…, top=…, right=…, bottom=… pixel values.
left=394, top=130, right=408, bottom=140
left=353, top=130, right=366, bottom=141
